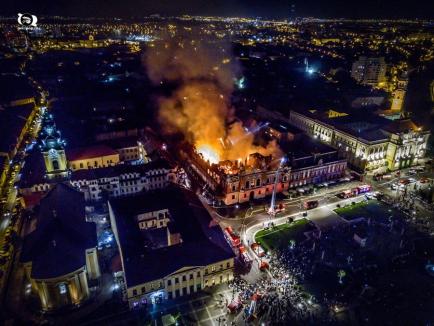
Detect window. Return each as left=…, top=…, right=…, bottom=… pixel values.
left=59, top=283, right=67, bottom=294
left=141, top=286, right=146, bottom=293
left=175, top=277, right=179, bottom=284
left=182, top=275, right=186, bottom=282
left=52, top=160, right=59, bottom=170
left=232, top=195, right=235, bottom=200
left=189, top=274, right=193, bottom=280
left=197, top=271, right=200, bottom=277
left=226, top=262, right=230, bottom=268
left=133, top=289, right=137, bottom=296
left=167, top=279, right=171, bottom=286
left=80, top=163, right=84, bottom=168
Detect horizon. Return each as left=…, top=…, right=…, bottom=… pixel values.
left=2, top=0, right=434, bottom=20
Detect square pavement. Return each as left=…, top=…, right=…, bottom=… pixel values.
left=149, top=285, right=239, bottom=325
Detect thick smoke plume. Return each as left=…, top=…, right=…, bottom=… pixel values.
left=144, top=37, right=281, bottom=163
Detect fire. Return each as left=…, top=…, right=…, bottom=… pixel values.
left=197, top=144, right=220, bottom=164
left=144, top=38, right=283, bottom=166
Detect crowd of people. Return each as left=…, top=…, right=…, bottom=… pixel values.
left=226, top=243, right=342, bottom=325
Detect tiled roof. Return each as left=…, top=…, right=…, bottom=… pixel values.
left=67, top=145, right=118, bottom=161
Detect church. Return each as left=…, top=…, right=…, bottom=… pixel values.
left=20, top=183, right=100, bottom=311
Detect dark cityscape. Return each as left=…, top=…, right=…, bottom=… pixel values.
left=0, top=2, right=434, bottom=325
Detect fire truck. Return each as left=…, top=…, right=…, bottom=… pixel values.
left=239, top=245, right=252, bottom=265
left=224, top=226, right=240, bottom=247
left=355, top=184, right=372, bottom=194
left=250, top=242, right=266, bottom=257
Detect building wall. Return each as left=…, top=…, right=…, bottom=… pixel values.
left=116, top=142, right=147, bottom=162
left=391, top=88, right=406, bottom=112
left=289, top=160, right=346, bottom=188
left=387, top=131, right=429, bottom=170
left=24, top=263, right=91, bottom=311
left=69, top=153, right=120, bottom=171
left=222, top=169, right=290, bottom=205
left=351, top=57, right=387, bottom=87
left=126, top=258, right=235, bottom=309
left=137, top=209, right=170, bottom=229
left=21, top=166, right=177, bottom=202
left=289, top=111, right=429, bottom=172
left=85, top=248, right=101, bottom=280
left=42, top=148, right=68, bottom=178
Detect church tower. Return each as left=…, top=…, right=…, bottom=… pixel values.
left=39, top=114, right=69, bottom=180
left=391, top=72, right=408, bottom=112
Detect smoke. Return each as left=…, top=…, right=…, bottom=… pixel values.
left=144, top=37, right=281, bottom=163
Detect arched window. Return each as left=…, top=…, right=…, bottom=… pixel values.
left=52, top=160, right=59, bottom=170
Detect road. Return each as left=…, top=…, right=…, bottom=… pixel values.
left=0, top=79, right=45, bottom=304
left=199, top=164, right=434, bottom=287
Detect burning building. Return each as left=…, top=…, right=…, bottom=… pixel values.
left=186, top=148, right=290, bottom=206
left=143, top=36, right=287, bottom=205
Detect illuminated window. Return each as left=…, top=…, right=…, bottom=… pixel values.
left=59, top=283, right=67, bottom=294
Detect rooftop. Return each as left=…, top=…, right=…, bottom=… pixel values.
left=293, top=109, right=395, bottom=142
left=109, top=187, right=234, bottom=287
left=67, top=145, right=118, bottom=161
left=20, top=183, right=97, bottom=279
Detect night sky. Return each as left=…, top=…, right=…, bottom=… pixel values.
left=2, top=0, right=434, bottom=19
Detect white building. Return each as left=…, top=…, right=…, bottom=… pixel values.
left=351, top=56, right=387, bottom=87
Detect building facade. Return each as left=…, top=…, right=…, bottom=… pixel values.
left=351, top=56, right=387, bottom=87
left=289, top=110, right=430, bottom=172
left=109, top=188, right=235, bottom=308
left=68, top=145, right=120, bottom=171
left=20, top=184, right=100, bottom=311
left=20, top=159, right=179, bottom=202
left=39, top=114, right=69, bottom=180
left=390, top=74, right=408, bottom=112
